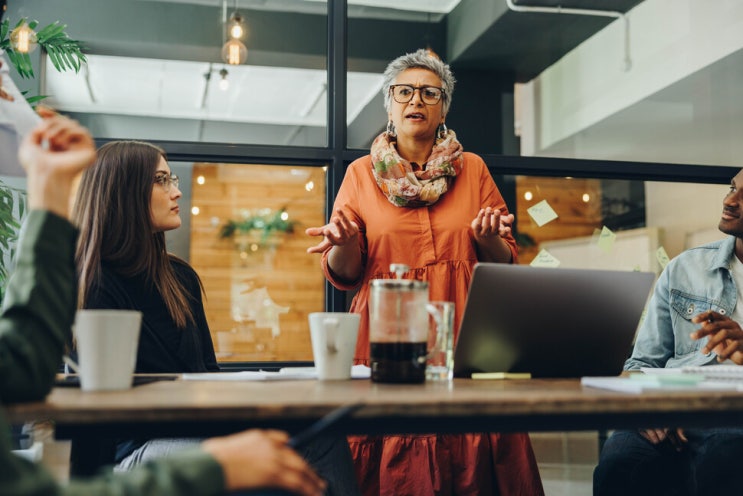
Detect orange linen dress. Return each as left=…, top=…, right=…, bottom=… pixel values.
left=321, top=152, right=544, bottom=496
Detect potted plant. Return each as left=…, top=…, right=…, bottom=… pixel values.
left=0, top=179, right=25, bottom=300
left=218, top=207, right=296, bottom=248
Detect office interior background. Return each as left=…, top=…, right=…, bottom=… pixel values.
left=3, top=1, right=743, bottom=492
left=6, top=0, right=739, bottom=361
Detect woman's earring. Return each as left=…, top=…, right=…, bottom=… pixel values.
left=437, top=122, right=448, bottom=140
left=386, top=120, right=396, bottom=138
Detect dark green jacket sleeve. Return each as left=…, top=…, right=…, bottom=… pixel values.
left=0, top=211, right=77, bottom=402
left=0, top=211, right=226, bottom=496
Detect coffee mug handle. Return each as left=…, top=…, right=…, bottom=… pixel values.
left=323, top=317, right=339, bottom=353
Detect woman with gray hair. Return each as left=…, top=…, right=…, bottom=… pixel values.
left=307, top=49, right=543, bottom=495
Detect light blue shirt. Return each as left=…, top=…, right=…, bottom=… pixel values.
left=625, top=235, right=737, bottom=370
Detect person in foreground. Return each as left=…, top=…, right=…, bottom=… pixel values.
left=593, top=168, right=743, bottom=496
left=306, top=49, right=543, bottom=495
left=0, top=109, right=325, bottom=496
left=71, top=140, right=359, bottom=495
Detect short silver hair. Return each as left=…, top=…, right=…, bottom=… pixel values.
left=382, top=48, right=456, bottom=116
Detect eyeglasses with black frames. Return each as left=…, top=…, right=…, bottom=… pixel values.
left=154, top=173, right=179, bottom=192
left=389, top=84, right=444, bottom=105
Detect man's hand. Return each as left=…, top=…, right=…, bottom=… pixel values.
left=691, top=310, right=743, bottom=364
left=0, top=60, right=15, bottom=102
left=202, top=429, right=326, bottom=496
left=639, top=428, right=687, bottom=450
left=19, top=107, right=96, bottom=219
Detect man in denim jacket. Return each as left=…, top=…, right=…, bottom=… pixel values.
left=593, top=169, right=743, bottom=496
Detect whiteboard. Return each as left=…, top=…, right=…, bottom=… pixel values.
left=539, top=227, right=662, bottom=275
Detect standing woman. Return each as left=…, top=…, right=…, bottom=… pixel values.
left=73, top=141, right=359, bottom=495
left=306, top=50, right=543, bottom=495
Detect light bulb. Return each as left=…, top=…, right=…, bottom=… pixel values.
left=221, top=39, right=248, bottom=65
left=227, top=12, right=246, bottom=40
left=218, top=68, right=229, bottom=91
left=10, top=22, right=38, bottom=54
left=230, top=24, right=243, bottom=39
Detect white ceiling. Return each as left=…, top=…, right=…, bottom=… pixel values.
left=540, top=47, right=743, bottom=168
left=44, top=54, right=383, bottom=127
left=138, top=0, right=462, bottom=19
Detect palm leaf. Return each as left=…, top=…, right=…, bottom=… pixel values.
left=1, top=17, right=86, bottom=79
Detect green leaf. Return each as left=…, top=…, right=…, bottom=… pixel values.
left=25, top=94, right=49, bottom=105
left=36, top=21, right=66, bottom=41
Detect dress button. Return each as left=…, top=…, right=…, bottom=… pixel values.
left=720, top=309, right=727, bottom=315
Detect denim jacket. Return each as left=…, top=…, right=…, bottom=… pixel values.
left=625, top=235, right=737, bottom=370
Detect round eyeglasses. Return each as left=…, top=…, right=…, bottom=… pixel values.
left=154, top=173, right=179, bottom=192
left=389, top=84, right=444, bottom=105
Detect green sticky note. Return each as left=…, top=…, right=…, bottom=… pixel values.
left=597, top=226, right=617, bottom=253
left=530, top=249, right=561, bottom=268
left=527, top=199, right=558, bottom=227
left=657, top=246, right=670, bottom=269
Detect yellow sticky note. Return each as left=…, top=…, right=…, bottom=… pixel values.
left=527, top=199, right=558, bottom=227
left=530, top=249, right=561, bottom=268
left=472, top=372, right=532, bottom=380
left=657, top=246, right=670, bottom=269
left=597, top=226, right=616, bottom=253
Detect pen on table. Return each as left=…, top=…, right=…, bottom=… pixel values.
left=287, top=403, right=364, bottom=450
left=471, top=372, right=532, bottom=380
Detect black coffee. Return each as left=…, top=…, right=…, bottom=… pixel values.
left=370, top=342, right=427, bottom=384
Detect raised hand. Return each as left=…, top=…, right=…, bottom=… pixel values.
left=470, top=207, right=514, bottom=242
left=0, top=60, right=14, bottom=102
left=305, top=208, right=360, bottom=254
left=19, top=107, right=96, bottom=219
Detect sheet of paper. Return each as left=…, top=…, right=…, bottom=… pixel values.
left=527, top=200, right=558, bottom=227
left=581, top=376, right=739, bottom=394
left=182, top=365, right=371, bottom=381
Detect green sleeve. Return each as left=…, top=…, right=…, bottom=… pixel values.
left=0, top=211, right=227, bottom=496
left=0, top=211, right=77, bottom=403
left=0, top=433, right=225, bottom=496
left=63, top=450, right=226, bottom=496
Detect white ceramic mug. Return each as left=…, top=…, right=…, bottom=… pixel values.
left=73, top=310, right=142, bottom=392
left=309, top=312, right=360, bottom=380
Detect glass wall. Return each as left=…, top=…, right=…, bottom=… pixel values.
left=4, top=0, right=741, bottom=364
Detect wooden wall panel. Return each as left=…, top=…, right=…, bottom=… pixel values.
left=190, top=163, right=327, bottom=362
left=516, top=176, right=603, bottom=265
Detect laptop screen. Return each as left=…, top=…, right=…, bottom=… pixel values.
left=453, top=263, right=655, bottom=378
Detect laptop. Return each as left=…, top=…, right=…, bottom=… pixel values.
left=453, top=263, right=656, bottom=378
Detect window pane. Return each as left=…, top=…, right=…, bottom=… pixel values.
left=173, top=162, right=327, bottom=362
left=510, top=175, right=727, bottom=274
left=32, top=0, right=329, bottom=147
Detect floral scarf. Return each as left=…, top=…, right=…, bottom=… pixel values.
left=369, top=129, right=464, bottom=208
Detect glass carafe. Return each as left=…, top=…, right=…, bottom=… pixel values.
left=368, top=264, right=430, bottom=383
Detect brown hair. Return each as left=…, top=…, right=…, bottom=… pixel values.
left=72, top=140, right=197, bottom=328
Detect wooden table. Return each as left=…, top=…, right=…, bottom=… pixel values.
left=8, top=377, right=743, bottom=439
